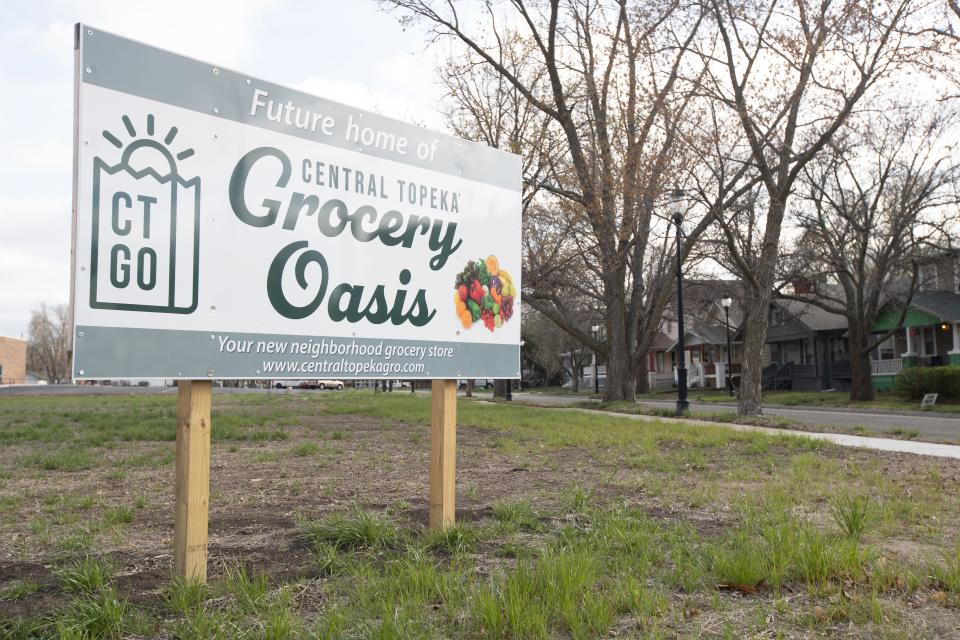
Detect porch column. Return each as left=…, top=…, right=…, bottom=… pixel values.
left=902, top=326, right=918, bottom=368
left=949, top=322, right=960, bottom=366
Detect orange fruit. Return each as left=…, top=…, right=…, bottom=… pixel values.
left=459, top=309, right=473, bottom=328
left=485, top=255, right=499, bottom=276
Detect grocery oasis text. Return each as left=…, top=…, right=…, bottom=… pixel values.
left=228, top=146, right=464, bottom=326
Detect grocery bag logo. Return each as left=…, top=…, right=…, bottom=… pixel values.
left=89, top=114, right=200, bottom=314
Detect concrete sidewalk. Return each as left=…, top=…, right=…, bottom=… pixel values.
left=511, top=392, right=960, bottom=443
left=559, top=405, right=960, bottom=460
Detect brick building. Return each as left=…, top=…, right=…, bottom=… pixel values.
left=0, top=336, right=27, bottom=385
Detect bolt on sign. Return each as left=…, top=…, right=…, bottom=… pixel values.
left=70, top=25, right=521, bottom=382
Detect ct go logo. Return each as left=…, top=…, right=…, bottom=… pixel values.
left=89, top=113, right=201, bottom=314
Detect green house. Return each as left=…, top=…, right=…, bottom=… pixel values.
left=868, top=252, right=960, bottom=389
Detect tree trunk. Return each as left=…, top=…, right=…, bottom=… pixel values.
left=737, top=297, right=770, bottom=415
left=603, top=275, right=635, bottom=403
left=465, top=380, right=474, bottom=398
left=847, top=321, right=875, bottom=402
left=738, top=199, right=787, bottom=416
left=635, top=353, right=650, bottom=395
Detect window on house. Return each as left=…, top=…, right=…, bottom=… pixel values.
left=881, top=335, right=895, bottom=360
left=656, top=352, right=664, bottom=372
left=919, top=263, right=938, bottom=291
left=954, top=256, right=959, bottom=293
left=873, top=334, right=895, bottom=360
left=771, top=308, right=782, bottom=325
left=922, top=326, right=936, bottom=356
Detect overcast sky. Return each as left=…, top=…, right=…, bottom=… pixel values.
left=0, top=0, right=447, bottom=338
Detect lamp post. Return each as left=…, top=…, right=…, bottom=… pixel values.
left=671, top=189, right=689, bottom=416
left=721, top=296, right=734, bottom=397
left=591, top=324, right=600, bottom=394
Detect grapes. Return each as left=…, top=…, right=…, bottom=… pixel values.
left=481, top=310, right=495, bottom=331
left=501, top=295, right=514, bottom=321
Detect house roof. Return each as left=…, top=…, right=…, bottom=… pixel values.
left=777, top=299, right=848, bottom=332
left=668, top=322, right=730, bottom=351
left=649, top=332, right=675, bottom=351
left=911, top=291, right=960, bottom=322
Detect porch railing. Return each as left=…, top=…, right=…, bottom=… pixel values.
left=871, top=358, right=903, bottom=376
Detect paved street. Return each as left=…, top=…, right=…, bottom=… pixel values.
left=512, top=393, right=960, bottom=443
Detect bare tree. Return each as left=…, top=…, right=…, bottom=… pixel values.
left=523, top=306, right=591, bottom=389
left=389, top=0, right=712, bottom=401
left=693, top=0, right=948, bottom=415
left=781, top=106, right=958, bottom=400
left=27, top=303, right=71, bottom=383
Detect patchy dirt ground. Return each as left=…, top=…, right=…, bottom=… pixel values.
left=2, top=392, right=960, bottom=638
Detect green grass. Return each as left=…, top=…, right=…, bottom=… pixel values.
left=48, top=587, right=136, bottom=639
left=162, top=577, right=208, bottom=614
left=830, top=494, right=871, bottom=541
left=636, top=388, right=960, bottom=413
left=1, top=390, right=958, bottom=638
left=303, top=509, right=403, bottom=551
left=25, top=448, right=94, bottom=471
left=422, top=522, right=484, bottom=554
left=220, top=564, right=270, bottom=613
left=0, top=580, right=38, bottom=602
left=291, top=441, right=320, bottom=457
left=318, top=393, right=805, bottom=454
left=492, top=499, right=543, bottom=532
left=521, top=385, right=596, bottom=396
left=0, top=394, right=296, bottom=446
left=55, top=556, right=113, bottom=593
left=103, top=506, right=134, bottom=526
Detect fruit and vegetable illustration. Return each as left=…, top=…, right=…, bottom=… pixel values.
left=454, top=255, right=516, bottom=331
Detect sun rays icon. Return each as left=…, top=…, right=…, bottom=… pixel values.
left=101, top=113, right=196, bottom=177
left=89, top=112, right=201, bottom=315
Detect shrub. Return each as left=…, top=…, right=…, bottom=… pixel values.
left=894, top=365, right=960, bottom=403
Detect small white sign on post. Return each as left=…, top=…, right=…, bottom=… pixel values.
left=921, top=393, right=938, bottom=408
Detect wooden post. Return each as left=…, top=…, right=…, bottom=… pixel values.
left=429, top=379, right=457, bottom=529
left=174, top=380, right=212, bottom=581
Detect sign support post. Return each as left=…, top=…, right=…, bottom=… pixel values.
left=429, top=379, right=457, bottom=529
left=174, top=380, right=212, bottom=581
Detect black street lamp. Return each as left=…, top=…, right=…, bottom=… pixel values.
left=591, top=324, right=600, bottom=394
left=671, top=189, right=689, bottom=416
left=721, top=296, right=735, bottom=397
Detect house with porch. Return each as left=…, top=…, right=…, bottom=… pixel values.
left=559, top=279, right=747, bottom=392
left=762, top=299, right=850, bottom=391
left=865, top=250, right=960, bottom=389
left=656, top=280, right=746, bottom=390
left=766, top=250, right=960, bottom=391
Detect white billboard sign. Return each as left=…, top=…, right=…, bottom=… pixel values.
left=71, top=25, right=521, bottom=380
